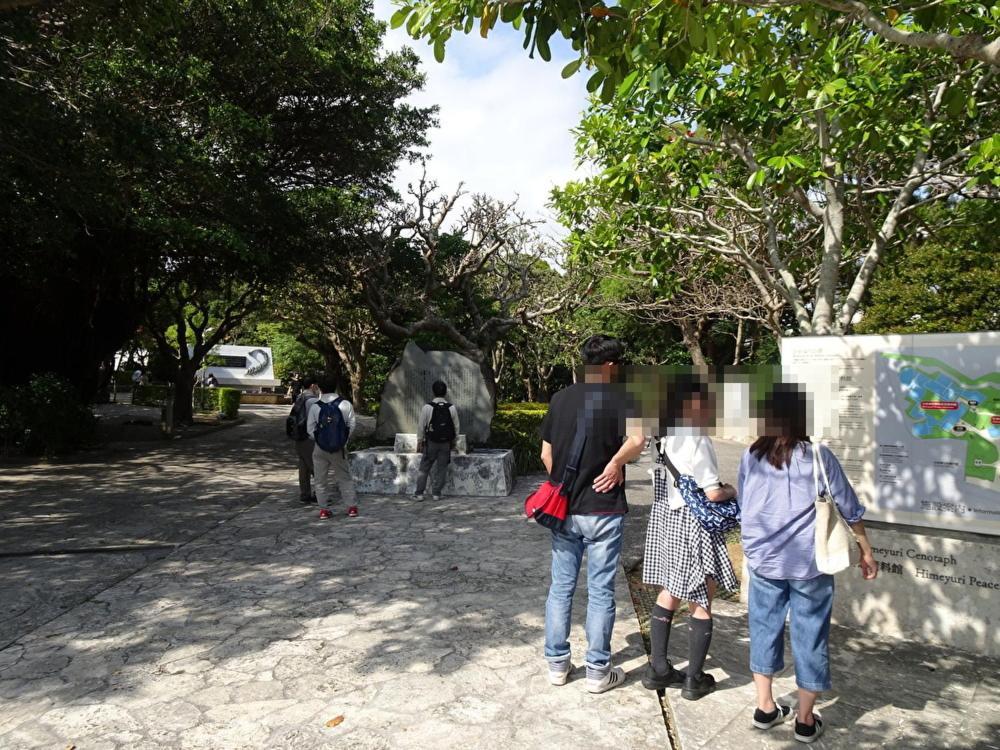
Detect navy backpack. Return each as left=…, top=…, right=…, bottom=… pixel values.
left=315, top=398, right=350, bottom=453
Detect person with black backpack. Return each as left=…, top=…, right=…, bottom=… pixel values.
left=306, top=379, right=358, bottom=519
left=287, top=379, right=320, bottom=504
left=415, top=380, right=460, bottom=501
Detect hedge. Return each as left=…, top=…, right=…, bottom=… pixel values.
left=489, top=402, right=548, bottom=475
left=218, top=388, right=241, bottom=419
left=0, top=373, right=95, bottom=456
left=132, top=384, right=173, bottom=406
left=193, top=387, right=218, bottom=413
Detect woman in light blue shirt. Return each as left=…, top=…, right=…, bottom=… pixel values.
left=737, top=384, right=877, bottom=744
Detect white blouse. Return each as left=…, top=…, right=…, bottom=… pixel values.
left=656, top=433, right=723, bottom=510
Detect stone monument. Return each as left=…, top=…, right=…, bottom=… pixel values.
left=375, top=341, right=493, bottom=444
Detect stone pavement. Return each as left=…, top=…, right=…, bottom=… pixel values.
left=0, top=407, right=665, bottom=748
left=0, top=406, right=293, bottom=650
left=658, top=598, right=1000, bottom=750
left=627, top=443, right=1000, bottom=750
left=2, top=411, right=998, bottom=749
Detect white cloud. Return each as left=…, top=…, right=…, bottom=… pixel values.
left=373, top=1, right=589, bottom=237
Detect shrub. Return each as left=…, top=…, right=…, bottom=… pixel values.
left=489, top=402, right=549, bottom=474
left=193, top=387, right=219, bottom=413
left=496, top=402, right=548, bottom=413
left=0, top=373, right=96, bottom=456
left=132, top=384, right=172, bottom=406
left=218, top=388, right=241, bottom=419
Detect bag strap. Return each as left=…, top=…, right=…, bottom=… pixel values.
left=560, top=402, right=593, bottom=493
left=812, top=440, right=833, bottom=499
left=653, top=439, right=682, bottom=488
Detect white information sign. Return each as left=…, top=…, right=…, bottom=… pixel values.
left=781, top=332, right=1000, bottom=535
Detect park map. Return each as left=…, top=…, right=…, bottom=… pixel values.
left=886, top=353, right=1000, bottom=491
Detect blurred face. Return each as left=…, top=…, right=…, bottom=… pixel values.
left=683, top=391, right=714, bottom=429
left=583, top=362, right=619, bottom=383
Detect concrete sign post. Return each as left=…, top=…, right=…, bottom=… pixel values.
left=781, top=332, right=1000, bottom=655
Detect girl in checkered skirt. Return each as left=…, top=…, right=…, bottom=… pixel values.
left=641, top=374, right=739, bottom=701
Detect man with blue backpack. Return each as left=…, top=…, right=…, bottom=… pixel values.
left=306, top=379, right=358, bottom=519
left=415, top=380, right=460, bottom=501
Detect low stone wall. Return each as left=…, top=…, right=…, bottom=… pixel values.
left=239, top=393, right=290, bottom=405
left=350, top=447, right=514, bottom=497
left=393, top=433, right=468, bottom=454
left=833, top=522, right=1000, bottom=656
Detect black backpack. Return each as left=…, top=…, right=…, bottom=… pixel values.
left=286, top=397, right=312, bottom=441
left=425, top=401, right=456, bottom=443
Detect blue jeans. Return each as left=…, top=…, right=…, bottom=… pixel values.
left=544, top=514, right=625, bottom=670
left=748, top=568, right=834, bottom=691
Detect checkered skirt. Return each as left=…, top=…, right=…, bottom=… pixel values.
left=642, top=464, right=739, bottom=609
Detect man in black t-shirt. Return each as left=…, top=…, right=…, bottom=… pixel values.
left=539, top=335, right=645, bottom=694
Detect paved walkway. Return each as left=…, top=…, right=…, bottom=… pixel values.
left=1, top=410, right=997, bottom=748
left=0, top=407, right=291, bottom=650
left=0, top=408, right=664, bottom=748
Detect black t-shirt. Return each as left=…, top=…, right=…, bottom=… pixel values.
left=540, top=382, right=631, bottom=515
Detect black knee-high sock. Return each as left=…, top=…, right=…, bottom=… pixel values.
left=649, top=604, right=675, bottom=673
left=687, top=617, right=713, bottom=678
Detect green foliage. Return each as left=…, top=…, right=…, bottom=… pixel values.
left=856, top=202, right=1000, bottom=334
left=0, top=373, right=96, bottom=456
left=489, top=403, right=548, bottom=474
left=1, top=0, right=433, bottom=394
left=550, top=17, right=997, bottom=336
left=392, top=0, right=998, bottom=96
left=132, top=385, right=173, bottom=407
left=218, top=388, right=241, bottom=419
left=193, top=387, right=220, bottom=413
left=497, top=402, right=548, bottom=413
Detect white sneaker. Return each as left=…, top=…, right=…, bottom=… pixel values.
left=547, top=661, right=573, bottom=686
left=586, top=666, right=625, bottom=694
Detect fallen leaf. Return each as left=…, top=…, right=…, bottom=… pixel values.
left=326, top=715, right=345, bottom=728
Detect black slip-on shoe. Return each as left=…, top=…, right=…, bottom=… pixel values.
left=642, top=663, right=686, bottom=691
left=794, top=714, right=824, bottom=743
left=753, top=704, right=792, bottom=730
left=681, top=671, right=716, bottom=701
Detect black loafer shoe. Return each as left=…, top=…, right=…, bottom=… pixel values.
left=681, top=671, right=716, bottom=701
left=642, top=663, right=686, bottom=690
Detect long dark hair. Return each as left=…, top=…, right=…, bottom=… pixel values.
left=750, top=383, right=810, bottom=469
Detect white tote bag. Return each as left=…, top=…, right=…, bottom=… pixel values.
left=812, top=441, right=857, bottom=574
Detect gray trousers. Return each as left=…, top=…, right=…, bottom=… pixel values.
left=295, top=439, right=314, bottom=500
left=312, top=444, right=357, bottom=510
left=416, top=441, right=452, bottom=495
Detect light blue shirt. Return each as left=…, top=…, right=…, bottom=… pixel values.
left=737, top=442, right=865, bottom=580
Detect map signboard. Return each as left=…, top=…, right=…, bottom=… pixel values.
left=781, top=332, right=1000, bottom=535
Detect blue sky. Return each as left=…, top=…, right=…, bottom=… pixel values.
left=373, top=1, right=590, bottom=236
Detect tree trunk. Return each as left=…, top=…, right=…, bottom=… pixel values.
left=173, top=364, right=197, bottom=425
left=732, top=318, right=745, bottom=365
left=346, top=360, right=369, bottom=413
left=678, top=319, right=708, bottom=367
left=524, top=377, right=536, bottom=403
left=478, top=354, right=498, bottom=407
